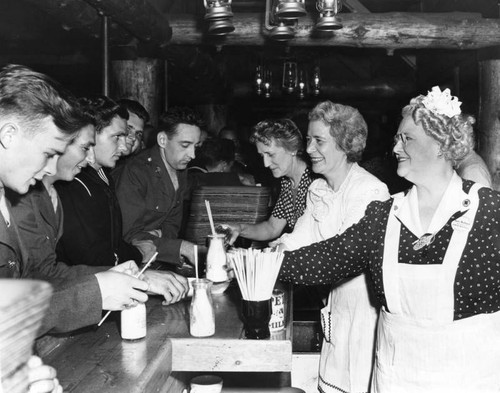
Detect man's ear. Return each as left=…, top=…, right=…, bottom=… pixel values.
left=157, top=131, right=168, bottom=148
left=0, top=122, right=18, bottom=150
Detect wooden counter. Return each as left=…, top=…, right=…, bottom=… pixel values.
left=41, top=282, right=292, bottom=392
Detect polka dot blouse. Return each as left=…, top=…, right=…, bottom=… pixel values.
left=272, top=167, right=315, bottom=230
left=280, top=180, right=500, bottom=321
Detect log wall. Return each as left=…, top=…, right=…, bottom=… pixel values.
left=478, top=60, right=500, bottom=190
left=111, top=58, right=163, bottom=126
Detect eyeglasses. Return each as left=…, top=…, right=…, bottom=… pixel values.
left=393, top=133, right=408, bottom=146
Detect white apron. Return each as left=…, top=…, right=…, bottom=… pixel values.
left=374, top=182, right=500, bottom=393
left=319, top=273, right=378, bottom=393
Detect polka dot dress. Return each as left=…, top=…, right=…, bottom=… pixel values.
left=272, top=167, right=314, bottom=230
left=280, top=180, right=500, bottom=321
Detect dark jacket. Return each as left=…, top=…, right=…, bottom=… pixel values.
left=55, top=166, right=141, bottom=266
left=0, top=192, right=27, bottom=278
left=6, top=183, right=104, bottom=335
left=115, top=145, right=187, bottom=265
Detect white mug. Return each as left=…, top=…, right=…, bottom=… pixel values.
left=189, top=375, right=223, bottom=393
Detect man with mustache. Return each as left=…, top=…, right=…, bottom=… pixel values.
left=115, top=107, right=203, bottom=267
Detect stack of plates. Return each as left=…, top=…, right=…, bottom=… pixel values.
left=0, top=280, right=53, bottom=393
left=185, top=186, right=271, bottom=246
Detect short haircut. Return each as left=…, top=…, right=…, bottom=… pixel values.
left=309, top=101, right=367, bottom=163
left=0, top=64, right=86, bottom=137
left=118, top=98, right=150, bottom=123
left=196, top=137, right=235, bottom=168
left=158, top=107, right=204, bottom=138
left=78, top=96, right=128, bottom=133
left=250, top=118, right=305, bottom=159
left=402, top=95, right=474, bottom=166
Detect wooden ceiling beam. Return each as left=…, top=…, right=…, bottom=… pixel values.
left=168, top=12, right=498, bottom=50
left=20, top=0, right=102, bottom=40
left=22, top=0, right=171, bottom=47
left=83, top=0, right=172, bottom=45
left=343, top=0, right=416, bottom=68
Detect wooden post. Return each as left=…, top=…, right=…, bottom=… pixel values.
left=111, top=58, right=163, bottom=126
left=478, top=60, right=500, bottom=191
left=164, top=60, right=169, bottom=113
left=102, top=15, right=110, bottom=96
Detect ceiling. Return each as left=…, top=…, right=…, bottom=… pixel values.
left=0, top=0, right=497, bottom=143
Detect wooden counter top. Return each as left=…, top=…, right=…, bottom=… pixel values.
left=41, top=282, right=292, bottom=393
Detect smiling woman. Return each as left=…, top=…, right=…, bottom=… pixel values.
left=394, top=89, right=473, bottom=189
left=275, top=101, right=389, bottom=393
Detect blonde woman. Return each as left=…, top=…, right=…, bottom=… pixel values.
left=275, top=101, right=389, bottom=393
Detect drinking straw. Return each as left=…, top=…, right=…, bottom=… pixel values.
left=228, top=248, right=285, bottom=301
left=204, top=199, right=216, bottom=236
left=97, top=251, right=159, bottom=327
left=194, top=245, right=199, bottom=279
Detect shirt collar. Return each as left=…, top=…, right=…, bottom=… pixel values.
left=393, top=172, right=466, bottom=237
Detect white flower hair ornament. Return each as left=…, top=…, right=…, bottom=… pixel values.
left=421, top=86, right=462, bottom=118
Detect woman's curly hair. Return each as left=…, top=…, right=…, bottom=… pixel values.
left=402, top=95, right=475, bottom=166
left=250, top=118, right=305, bottom=159
left=308, top=101, right=367, bottom=163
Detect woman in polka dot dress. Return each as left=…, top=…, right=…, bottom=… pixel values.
left=280, top=87, right=500, bottom=393
left=274, top=102, right=389, bottom=393
left=226, top=119, right=314, bottom=244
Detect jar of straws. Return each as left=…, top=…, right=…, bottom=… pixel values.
left=227, top=248, right=284, bottom=339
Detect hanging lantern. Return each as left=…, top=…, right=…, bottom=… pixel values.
left=275, top=0, right=306, bottom=20
left=264, top=69, right=273, bottom=98
left=311, top=66, right=321, bottom=95
left=265, top=0, right=297, bottom=42
left=269, top=22, right=296, bottom=41
left=316, top=0, right=343, bottom=31
left=282, top=61, right=298, bottom=94
left=203, top=0, right=235, bottom=35
left=298, top=70, right=306, bottom=99
left=255, top=66, right=264, bottom=96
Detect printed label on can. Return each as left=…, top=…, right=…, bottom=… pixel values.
left=269, top=289, right=285, bottom=332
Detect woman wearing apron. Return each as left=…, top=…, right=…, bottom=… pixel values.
left=275, top=101, right=389, bottom=393
left=280, top=86, right=500, bottom=392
